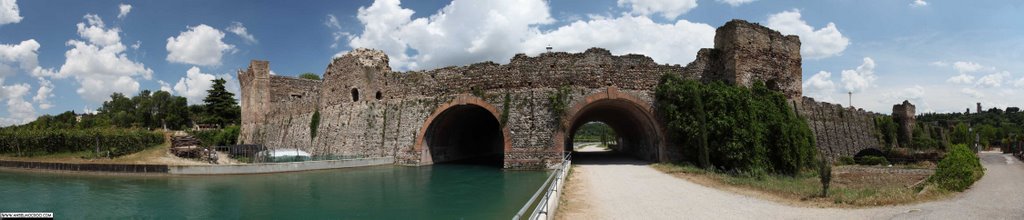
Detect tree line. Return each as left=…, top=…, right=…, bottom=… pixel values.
left=5, top=78, right=240, bottom=131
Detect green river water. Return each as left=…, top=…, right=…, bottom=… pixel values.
left=0, top=164, right=549, bottom=219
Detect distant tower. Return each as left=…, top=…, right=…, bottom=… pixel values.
left=977, top=102, right=982, bottom=114
left=966, top=108, right=971, bottom=114
left=546, top=45, right=553, bottom=53
left=892, top=100, right=917, bottom=148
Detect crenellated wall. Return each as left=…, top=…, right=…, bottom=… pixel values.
left=792, top=97, right=884, bottom=160
left=237, top=19, right=871, bottom=169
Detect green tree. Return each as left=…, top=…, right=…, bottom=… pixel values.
left=298, top=72, right=321, bottom=80
left=201, top=78, right=241, bottom=127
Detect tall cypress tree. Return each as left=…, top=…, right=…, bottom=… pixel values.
left=202, top=78, right=240, bottom=127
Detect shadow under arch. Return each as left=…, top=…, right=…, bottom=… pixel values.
left=413, top=94, right=511, bottom=167
left=554, top=87, right=667, bottom=162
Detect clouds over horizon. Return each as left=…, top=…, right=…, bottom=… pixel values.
left=56, top=14, right=153, bottom=103
left=172, top=66, right=240, bottom=105
left=345, top=0, right=717, bottom=71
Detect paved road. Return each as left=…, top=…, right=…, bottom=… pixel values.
left=558, top=150, right=1024, bottom=219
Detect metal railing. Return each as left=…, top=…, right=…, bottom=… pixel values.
left=512, top=153, right=572, bottom=220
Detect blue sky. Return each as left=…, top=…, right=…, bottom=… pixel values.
left=1, top=0, right=1023, bottom=126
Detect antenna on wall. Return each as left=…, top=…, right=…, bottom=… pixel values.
left=848, top=91, right=853, bottom=107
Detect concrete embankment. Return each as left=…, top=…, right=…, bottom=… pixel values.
left=0, top=157, right=393, bottom=175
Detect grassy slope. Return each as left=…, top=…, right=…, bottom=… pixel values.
left=651, top=163, right=954, bottom=207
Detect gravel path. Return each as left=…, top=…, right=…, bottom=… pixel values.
left=559, top=150, right=1024, bottom=219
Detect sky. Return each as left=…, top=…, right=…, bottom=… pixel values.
left=1, top=0, right=1024, bottom=126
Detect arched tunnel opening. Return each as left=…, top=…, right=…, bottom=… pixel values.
left=564, top=99, right=661, bottom=164
left=423, top=104, right=505, bottom=167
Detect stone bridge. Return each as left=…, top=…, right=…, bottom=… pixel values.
left=237, top=19, right=881, bottom=169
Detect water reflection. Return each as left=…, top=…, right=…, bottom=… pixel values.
left=0, top=164, right=547, bottom=219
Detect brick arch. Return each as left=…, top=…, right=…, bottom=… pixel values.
left=553, top=87, right=668, bottom=162
left=413, top=94, right=512, bottom=165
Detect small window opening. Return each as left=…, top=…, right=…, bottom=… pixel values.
left=351, top=88, right=360, bottom=102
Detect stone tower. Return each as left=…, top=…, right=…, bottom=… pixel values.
left=683, top=19, right=803, bottom=98
left=892, top=100, right=916, bottom=148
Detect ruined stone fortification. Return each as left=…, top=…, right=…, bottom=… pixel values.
left=238, top=19, right=877, bottom=169
left=893, top=100, right=917, bottom=147
left=793, top=98, right=884, bottom=160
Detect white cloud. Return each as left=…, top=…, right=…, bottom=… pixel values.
left=348, top=0, right=714, bottom=71
left=901, top=85, right=926, bottom=101
left=522, top=16, right=715, bottom=67
left=56, top=14, right=152, bottom=103
left=0, top=0, right=22, bottom=26
left=325, top=14, right=352, bottom=49
left=0, top=79, right=35, bottom=126
left=877, top=85, right=928, bottom=111
left=840, top=57, right=876, bottom=93
left=929, top=61, right=947, bottom=67
left=130, top=41, right=140, bottom=50
left=766, top=9, right=850, bottom=59
left=802, top=71, right=836, bottom=102
left=1015, top=77, right=1024, bottom=88
left=32, top=77, right=52, bottom=109
left=349, top=0, right=555, bottom=70
left=77, top=14, right=121, bottom=47
left=174, top=67, right=216, bottom=105
left=227, top=21, right=257, bottom=44
left=953, top=61, right=985, bottom=73
left=717, top=0, right=757, bottom=7
left=173, top=66, right=239, bottom=105
left=157, top=80, right=173, bottom=94
left=961, top=88, right=984, bottom=99
left=117, top=3, right=131, bottom=19
left=911, top=0, right=928, bottom=7
left=976, top=71, right=1010, bottom=88
left=166, top=24, right=235, bottom=66
left=0, top=39, right=40, bottom=79
left=947, top=74, right=974, bottom=84
left=617, top=0, right=698, bottom=20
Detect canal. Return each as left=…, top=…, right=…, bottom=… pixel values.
left=0, top=164, right=549, bottom=219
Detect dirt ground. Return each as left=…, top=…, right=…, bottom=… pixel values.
left=555, top=151, right=1024, bottom=219
left=0, top=135, right=239, bottom=166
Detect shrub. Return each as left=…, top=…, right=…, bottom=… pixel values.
left=928, top=144, right=984, bottom=192
left=856, top=156, right=890, bottom=166
left=837, top=156, right=856, bottom=165
left=190, top=125, right=240, bottom=147
left=310, top=110, right=321, bottom=139
left=655, top=74, right=816, bottom=176
left=819, top=157, right=832, bottom=197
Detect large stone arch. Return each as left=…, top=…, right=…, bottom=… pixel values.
left=413, top=94, right=512, bottom=166
left=553, top=87, right=668, bottom=162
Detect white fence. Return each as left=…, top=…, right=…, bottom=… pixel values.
left=513, top=153, right=572, bottom=220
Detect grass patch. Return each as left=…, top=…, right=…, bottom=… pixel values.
left=652, top=163, right=953, bottom=207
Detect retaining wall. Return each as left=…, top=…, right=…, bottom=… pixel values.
left=0, top=157, right=392, bottom=175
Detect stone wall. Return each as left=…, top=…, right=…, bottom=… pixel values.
left=238, top=19, right=813, bottom=169
left=793, top=97, right=883, bottom=160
